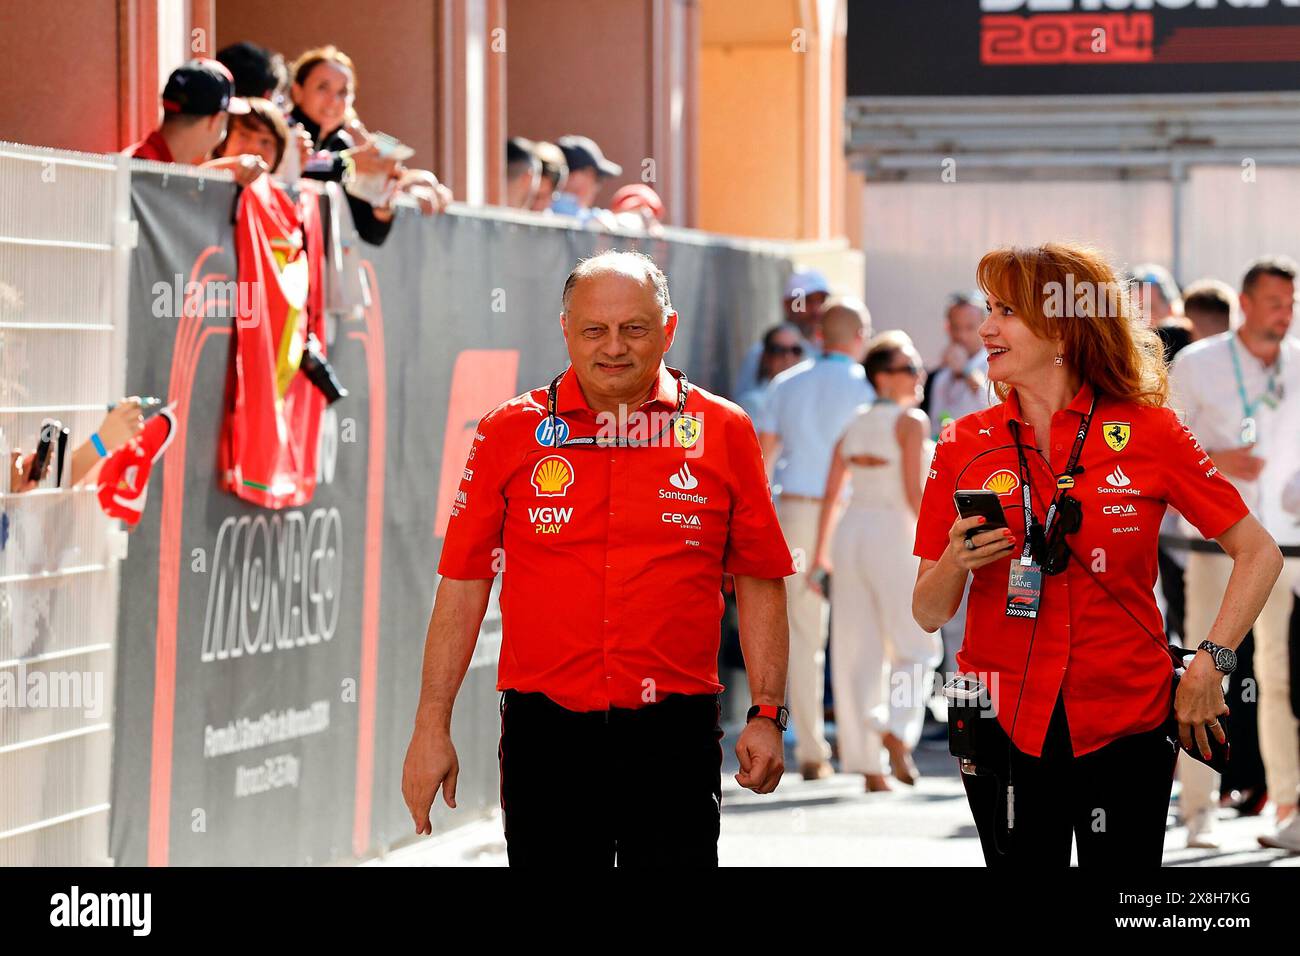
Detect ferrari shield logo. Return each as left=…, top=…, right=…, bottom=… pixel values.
left=674, top=415, right=702, bottom=449
left=1103, top=421, right=1131, bottom=452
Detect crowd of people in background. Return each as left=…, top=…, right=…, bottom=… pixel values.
left=125, top=43, right=455, bottom=247
left=505, top=135, right=665, bottom=234
left=732, top=256, right=1300, bottom=853
left=123, top=44, right=667, bottom=241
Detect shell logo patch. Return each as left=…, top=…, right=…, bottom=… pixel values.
left=531, top=455, right=575, bottom=497
left=982, top=469, right=1020, bottom=496
left=1103, top=421, right=1131, bottom=452
left=674, top=415, right=702, bottom=449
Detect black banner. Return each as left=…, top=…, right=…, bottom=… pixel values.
left=848, top=0, right=1300, bottom=97
left=108, top=173, right=787, bottom=865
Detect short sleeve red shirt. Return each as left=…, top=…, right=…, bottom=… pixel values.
left=126, top=130, right=175, bottom=163
left=913, top=380, right=1249, bottom=757
left=438, top=364, right=796, bottom=712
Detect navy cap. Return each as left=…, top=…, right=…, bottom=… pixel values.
left=161, top=58, right=250, bottom=116
left=556, top=134, right=621, bottom=177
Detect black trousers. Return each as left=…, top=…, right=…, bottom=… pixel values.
left=497, top=689, right=723, bottom=867
left=961, top=692, right=1177, bottom=867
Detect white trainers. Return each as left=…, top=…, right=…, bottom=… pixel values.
left=1184, top=808, right=1220, bottom=849
left=1257, top=812, right=1300, bottom=852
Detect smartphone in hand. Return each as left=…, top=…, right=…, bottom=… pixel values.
left=953, top=489, right=1009, bottom=541
left=27, top=418, right=61, bottom=484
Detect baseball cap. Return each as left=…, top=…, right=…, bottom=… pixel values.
left=556, top=135, right=622, bottom=177
left=610, top=183, right=664, bottom=219
left=784, top=268, right=831, bottom=299
left=96, top=407, right=176, bottom=527
left=162, top=58, right=250, bottom=116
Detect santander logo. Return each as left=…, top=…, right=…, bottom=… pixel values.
left=669, top=462, right=699, bottom=491
left=1105, top=465, right=1130, bottom=488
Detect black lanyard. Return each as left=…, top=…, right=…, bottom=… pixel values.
left=1008, top=394, right=1096, bottom=567
left=544, top=366, right=691, bottom=448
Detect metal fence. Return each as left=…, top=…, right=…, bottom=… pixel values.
left=0, top=141, right=132, bottom=865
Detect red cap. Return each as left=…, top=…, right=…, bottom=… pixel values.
left=97, top=407, right=176, bottom=527
left=610, top=183, right=665, bottom=219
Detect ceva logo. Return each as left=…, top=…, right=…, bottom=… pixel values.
left=661, top=512, right=702, bottom=527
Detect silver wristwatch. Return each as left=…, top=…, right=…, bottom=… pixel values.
left=1197, top=640, right=1238, bottom=675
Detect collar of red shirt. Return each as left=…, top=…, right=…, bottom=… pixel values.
left=131, top=129, right=175, bottom=164
left=1000, top=378, right=1096, bottom=426
left=555, top=363, right=680, bottom=417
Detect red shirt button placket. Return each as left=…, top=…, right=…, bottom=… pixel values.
left=603, top=453, right=618, bottom=690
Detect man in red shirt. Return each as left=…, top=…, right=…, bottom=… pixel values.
left=126, top=59, right=266, bottom=185
left=401, top=250, right=795, bottom=866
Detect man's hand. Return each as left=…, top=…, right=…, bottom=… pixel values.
left=402, top=725, right=460, bottom=834
left=403, top=576, right=492, bottom=834
left=202, top=154, right=269, bottom=186
left=1209, top=445, right=1266, bottom=482
left=1175, top=651, right=1230, bottom=760
left=735, top=716, right=784, bottom=794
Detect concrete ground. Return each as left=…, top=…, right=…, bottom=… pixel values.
left=373, top=719, right=1300, bottom=868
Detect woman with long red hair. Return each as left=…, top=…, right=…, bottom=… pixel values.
left=911, top=242, right=1282, bottom=866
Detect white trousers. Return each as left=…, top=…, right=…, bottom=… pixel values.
left=777, top=498, right=832, bottom=766
left=1179, top=550, right=1300, bottom=817
left=829, top=507, right=943, bottom=775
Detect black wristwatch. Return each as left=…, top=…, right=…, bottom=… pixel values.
left=747, top=704, right=789, bottom=732
left=1197, top=640, right=1238, bottom=675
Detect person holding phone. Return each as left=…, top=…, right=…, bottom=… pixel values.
left=7, top=401, right=143, bottom=493
left=911, top=242, right=1282, bottom=866
left=810, top=331, right=941, bottom=790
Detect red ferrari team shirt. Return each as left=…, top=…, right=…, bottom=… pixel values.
left=126, top=130, right=175, bottom=163
left=439, top=364, right=796, bottom=712
left=913, top=380, right=1250, bottom=758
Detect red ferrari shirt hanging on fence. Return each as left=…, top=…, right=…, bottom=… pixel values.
left=219, top=176, right=327, bottom=509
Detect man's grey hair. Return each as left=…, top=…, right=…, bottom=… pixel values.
left=561, top=249, right=673, bottom=318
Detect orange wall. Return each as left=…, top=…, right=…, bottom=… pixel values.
left=698, top=0, right=807, bottom=239
left=698, top=43, right=802, bottom=238
left=0, top=1, right=124, bottom=153
left=214, top=0, right=439, bottom=171
left=505, top=0, right=653, bottom=212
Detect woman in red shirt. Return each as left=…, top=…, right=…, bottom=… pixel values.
left=912, top=243, right=1283, bottom=866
